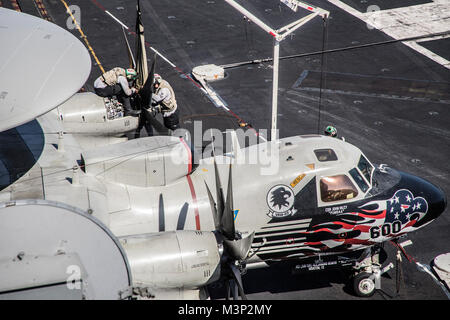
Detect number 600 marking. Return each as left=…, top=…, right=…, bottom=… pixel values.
left=370, top=221, right=402, bottom=239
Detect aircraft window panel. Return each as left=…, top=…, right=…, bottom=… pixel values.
left=349, top=168, right=369, bottom=193
left=314, top=149, right=338, bottom=162
left=357, top=155, right=373, bottom=183
left=320, top=175, right=358, bottom=202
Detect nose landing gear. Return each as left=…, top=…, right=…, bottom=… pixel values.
left=351, top=240, right=414, bottom=297
left=353, top=272, right=377, bottom=297
left=351, top=246, right=394, bottom=297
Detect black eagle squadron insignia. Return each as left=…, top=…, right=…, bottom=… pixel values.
left=266, top=184, right=297, bottom=218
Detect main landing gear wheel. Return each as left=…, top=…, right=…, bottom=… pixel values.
left=353, top=272, right=376, bottom=297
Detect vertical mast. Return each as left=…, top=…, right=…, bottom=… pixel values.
left=224, top=0, right=329, bottom=141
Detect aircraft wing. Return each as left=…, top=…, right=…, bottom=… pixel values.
left=0, top=8, right=91, bottom=132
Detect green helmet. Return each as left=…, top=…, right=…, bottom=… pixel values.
left=153, top=73, right=162, bottom=84
left=324, top=125, right=337, bottom=137
left=125, top=68, right=137, bottom=80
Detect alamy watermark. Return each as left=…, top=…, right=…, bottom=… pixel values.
left=170, top=121, right=281, bottom=176
left=366, top=5, right=381, bottom=30
left=66, top=5, right=81, bottom=30
left=66, top=264, right=81, bottom=290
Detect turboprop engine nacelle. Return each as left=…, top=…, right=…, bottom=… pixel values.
left=56, top=92, right=139, bottom=135
left=120, top=230, right=222, bottom=289
left=80, top=136, right=192, bottom=187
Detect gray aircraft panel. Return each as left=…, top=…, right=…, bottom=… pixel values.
left=0, top=200, right=131, bottom=299
left=0, top=8, right=91, bottom=132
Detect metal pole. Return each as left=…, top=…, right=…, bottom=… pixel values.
left=224, top=0, right=278, bottom=37
left=271, top=39, right=280, bottom=141
left=223, top=0, right=329, bottom=141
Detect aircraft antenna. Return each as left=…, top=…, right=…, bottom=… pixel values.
left=317, top=15, right=329, bottom=134
left=224, top=0, right=330, bottom=141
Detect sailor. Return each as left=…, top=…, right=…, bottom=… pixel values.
left=151, top=74, right=179, bottom=131
left=94, top=67, right=140, bottom=116
left=324, top=125, right=337, bottom=137
left=324, top=125, right=345, bottom=141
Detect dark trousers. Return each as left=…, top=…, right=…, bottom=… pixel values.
left=163, top=108, right=180, bottom=131
left=134, top=108, right=154, bottom=138
left=95, top=85, right=132, bottom=112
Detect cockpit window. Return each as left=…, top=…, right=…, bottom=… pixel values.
left=349, top=168, right=369, bottom=192
left=320, top=175, right=358, bottom=202
left=314, top=149, right=338, bottom=162
left=357, top=155, right=374, bottom=183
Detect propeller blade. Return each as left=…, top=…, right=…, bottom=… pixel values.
left=229, top=263, right=247, bottom=300
left=213, top=158, right=225, bottom=227
left=221, top=163, right=236, bottom=240
left=148, top=53, right=156, bottom=93
left=223, top=232, right=255, bottom=260
left=204, top=181, right=220, bottom=230
left=230, top=279, right=239, bottom=300
left=121, top=26, right=136, bottom=69
left=225, top=280, right=231, bottom=300
left=135, top=0, right=148, bottom=89
left=138, top=55, right=156, bottom=108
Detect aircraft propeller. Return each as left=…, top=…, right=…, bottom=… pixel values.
left=204, top=158, right=254, bottom=300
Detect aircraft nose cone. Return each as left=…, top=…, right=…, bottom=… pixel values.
left=399, top=171, right=447, bottom=227
left=426, top=184, right=447, bottom=223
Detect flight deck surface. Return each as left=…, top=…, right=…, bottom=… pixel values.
left=1, top=0, right=449, bottom=300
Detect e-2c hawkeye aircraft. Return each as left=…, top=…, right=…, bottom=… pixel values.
left=0, top=5, right=446, bottom=300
